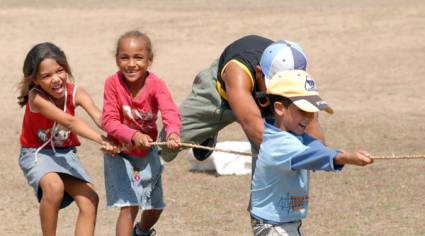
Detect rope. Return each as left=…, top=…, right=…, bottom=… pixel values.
left=151, top=141, right=252, bottom=156
left=150, top=142, right=425, bottom=160
left=371, top=155, right=425, bottom=160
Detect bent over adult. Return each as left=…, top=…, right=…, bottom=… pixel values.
left=160, top=34, right=325, bottom=166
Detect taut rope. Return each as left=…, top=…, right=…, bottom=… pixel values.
left=370, top=155, right=425, bottom=160
left=150, top=142, right=425, bottom=160
left=151, top=141, right=251, bottom=156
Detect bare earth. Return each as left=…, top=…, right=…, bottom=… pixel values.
left=1, top=0, right=425, bottom=235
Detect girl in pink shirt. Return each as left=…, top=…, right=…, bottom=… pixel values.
left=102, top=31, right=181, bottom=236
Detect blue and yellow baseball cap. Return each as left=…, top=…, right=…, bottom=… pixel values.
left=267, top=70, right=333, bottom=114
left=260, top=40, right=307, bottom=87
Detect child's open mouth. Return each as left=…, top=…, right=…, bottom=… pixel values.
left=52, top=83, right=64, bottom=94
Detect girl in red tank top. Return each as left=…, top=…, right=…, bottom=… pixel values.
left=17, top=42, right=118, bottom=236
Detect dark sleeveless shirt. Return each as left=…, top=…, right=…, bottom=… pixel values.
left=216, top=35, right=273, bottom=100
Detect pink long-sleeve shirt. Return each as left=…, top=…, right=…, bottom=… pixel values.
left=102, top=71, right=181, bottom=157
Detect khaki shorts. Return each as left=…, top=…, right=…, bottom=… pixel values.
left=159, top=59, right=237, bottom=162
left=251, top=217, right=303, bottom=236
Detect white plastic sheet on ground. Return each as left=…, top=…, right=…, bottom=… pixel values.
left=187, top=141, right=252, bottom=175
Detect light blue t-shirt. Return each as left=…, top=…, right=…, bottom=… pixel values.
left=250, top=122, right=342, bottom=224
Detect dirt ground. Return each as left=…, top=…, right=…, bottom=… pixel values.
left=1, top=0, right=425, bottom=235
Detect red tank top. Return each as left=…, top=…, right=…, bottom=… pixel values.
left=19, top=83, right=81, bottom=148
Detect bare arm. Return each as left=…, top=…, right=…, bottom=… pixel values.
left=74, top=86, right=103, bottom=129
left=222, top=62, right=326, bottom=146
left=222, top=62, right=264, bottom=145
left=30, top=91, right=104, bottom=145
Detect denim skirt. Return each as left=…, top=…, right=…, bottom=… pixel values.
left=103, top=147, right=164, bottom=209
left=18, top=147, right=92, bottom=209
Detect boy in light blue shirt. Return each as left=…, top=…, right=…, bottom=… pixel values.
left=250, top=70, right=374, bottom=236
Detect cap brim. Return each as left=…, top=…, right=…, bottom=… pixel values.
left=290, top=95, right=334, bottom=114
